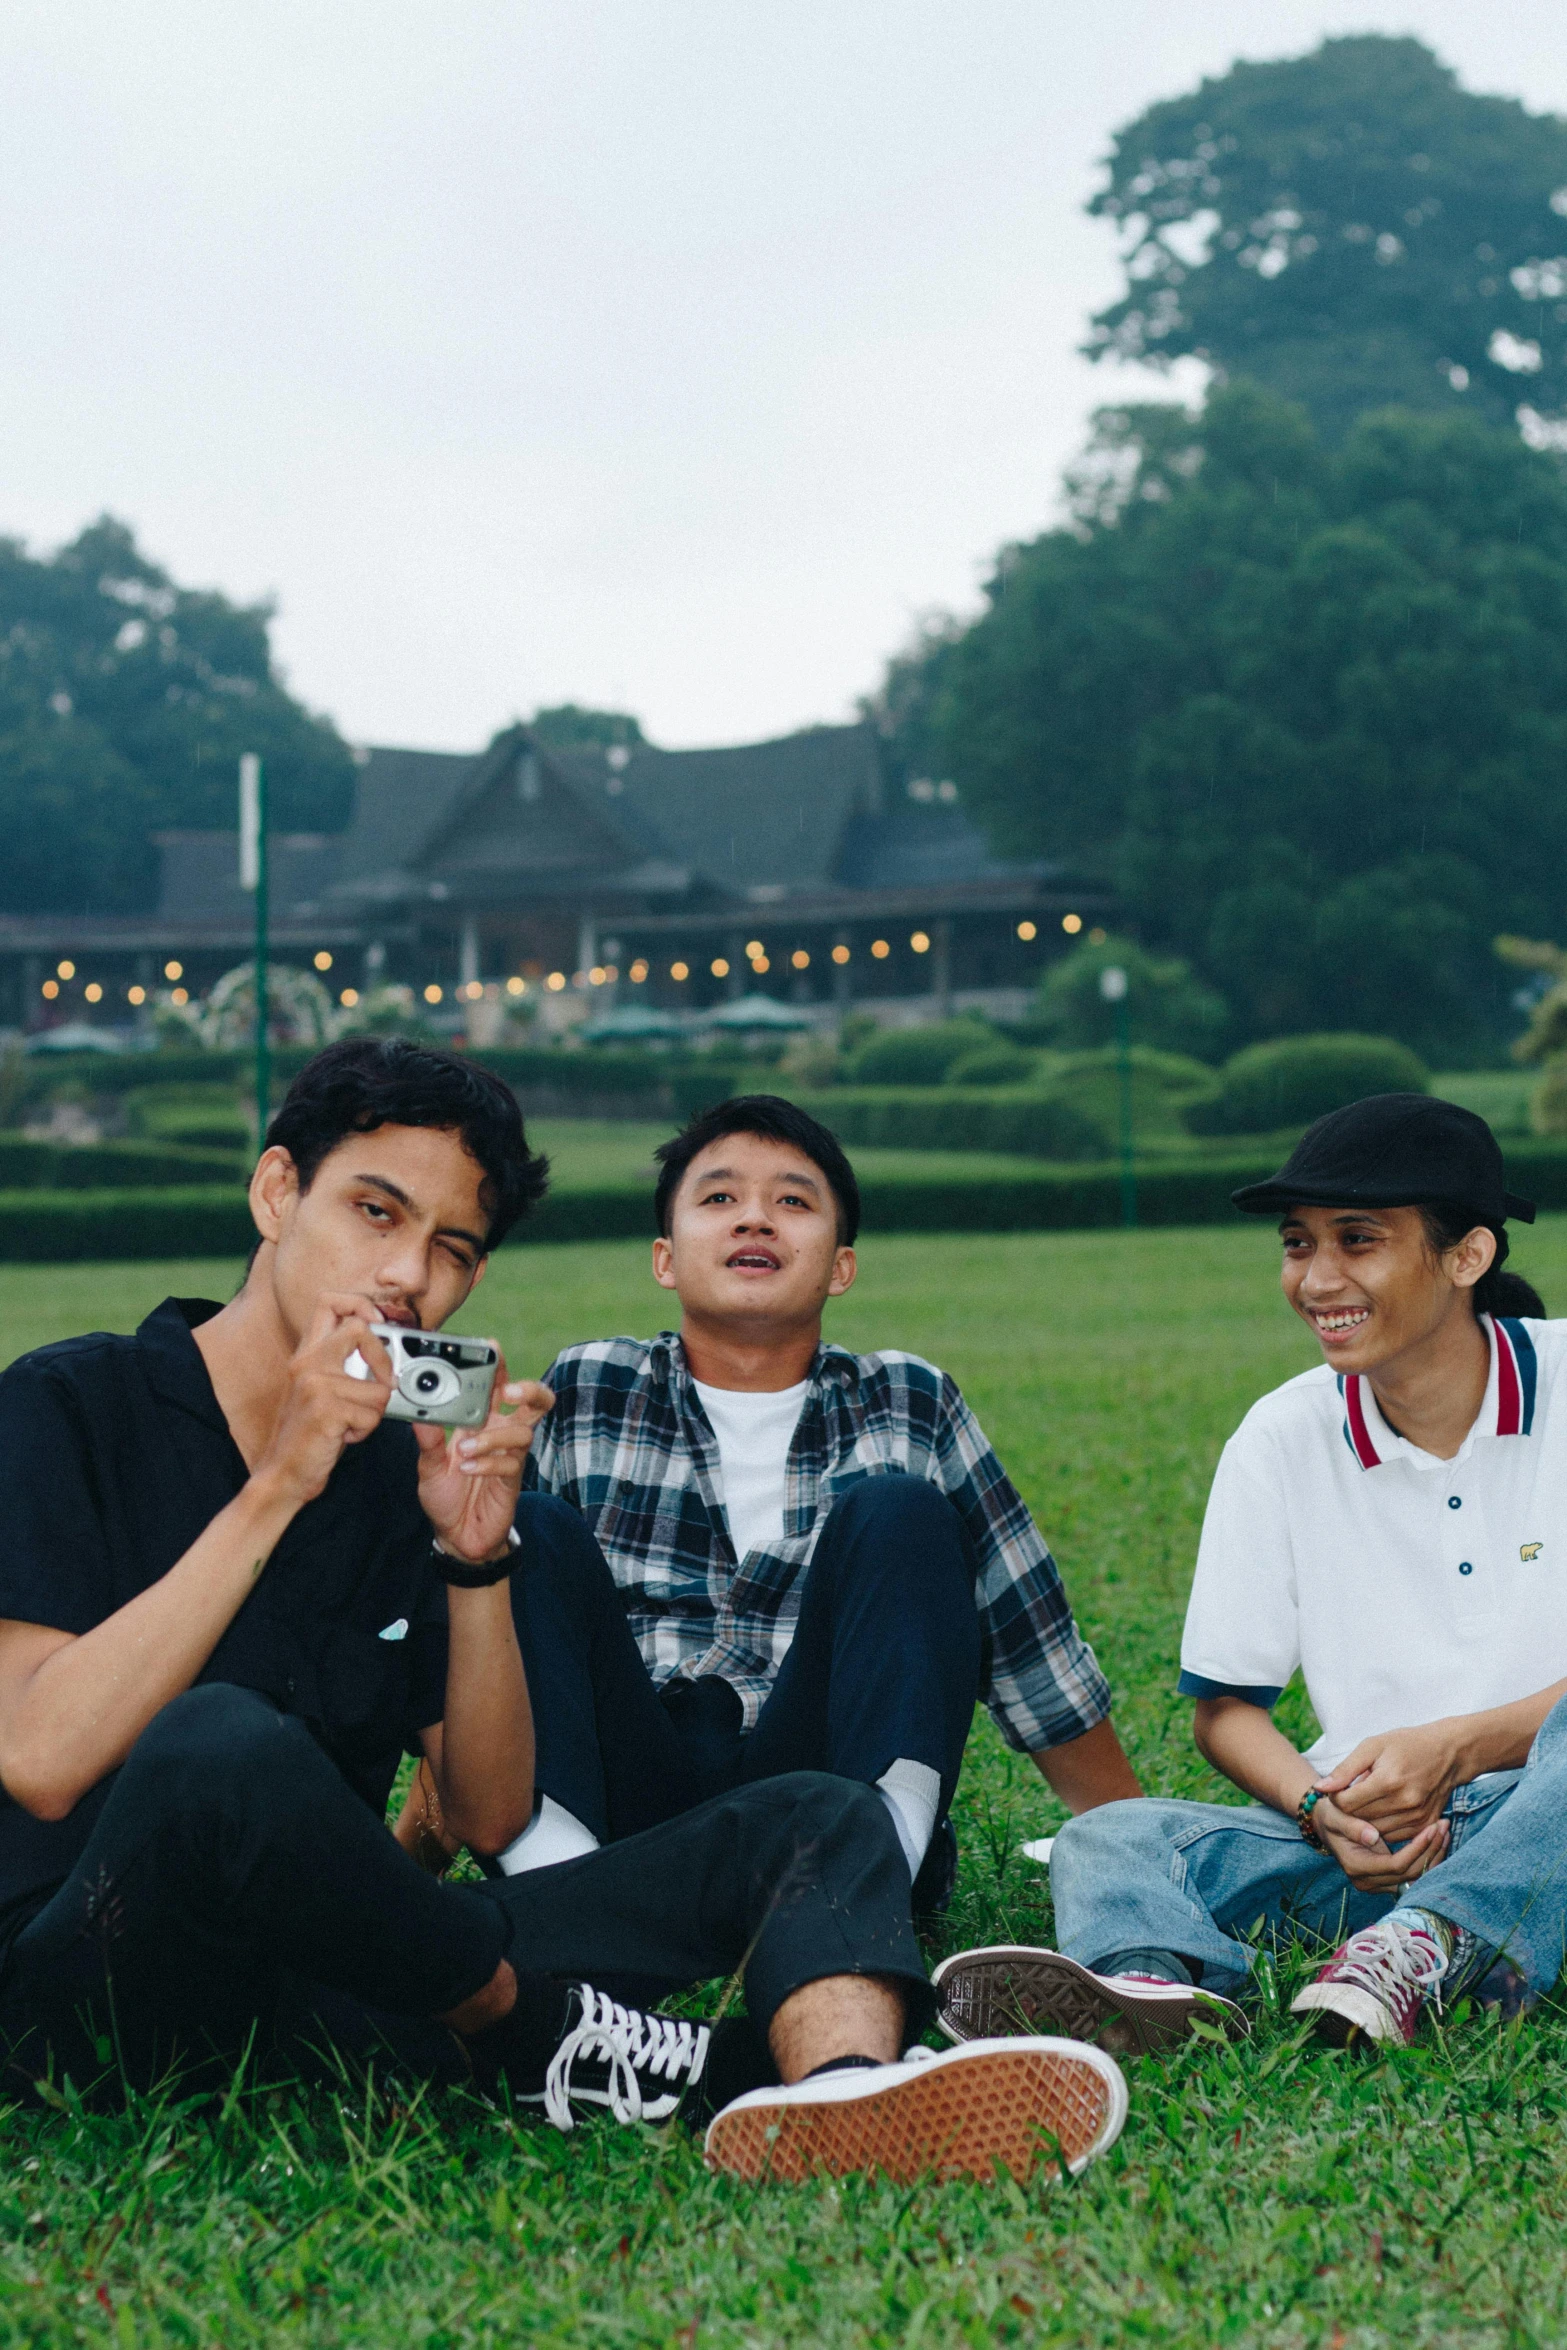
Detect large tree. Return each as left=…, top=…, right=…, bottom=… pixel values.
left=915, top=383, right=1567, bottom=1059
left=1088, top=35, right=1567, bottom=441
left=0, top=517, right=354, bottom=914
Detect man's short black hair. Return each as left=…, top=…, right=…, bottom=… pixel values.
left=653, top=1094, right=860, bottom=1243
left=265, top=1037, right=549, bottom=1252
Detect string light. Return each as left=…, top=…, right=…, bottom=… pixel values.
left=424, top=984, right=443, bottom=1003
left=1062, top=914, right=1082, bottom=935
left=340, top=988, right=359, bottom=1007
left=170, top=987, right=189, bottom=1006
left=41, top=980, right=58, bottom=999
left=671, top=962, right=690, bottom=981
left=870, top=939, right=890, bottom=959
left=506, top=975, right=526, bottom=995
left=57, top=960, right=75, bottom=980
left=790, top=949, right=810, bottom=970
left=629, top=960, right=649, bottom=984
left=84, top=983, right=102, bottom=1003
left=745, top=940, right=764, bottom=958
left=546, top=972, right=567, bottom=991
left=1016, top=921, right=1037, bottom=942
left=313, top=951, right=333, bottom=971
left=711, top=958, right=730, bottom=978
left=752, top=954, right=770, bottom=973
left=127, top=985, right=146, bottom=1006
left=164, top=960, right=182, bottom=980
left=910, top=932, right=930, bottom=955
left=588, top=966, right=607, bottom=985
left=831, top=945, right=850, bottom=965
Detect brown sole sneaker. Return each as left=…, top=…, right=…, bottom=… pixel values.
left=702, top=2037, right=1128, bottom=2185
left=932, top=1945, right=1248, bottom=2056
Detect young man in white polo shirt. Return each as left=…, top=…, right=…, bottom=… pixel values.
left=933, top=1094, right=1567, bottom=2052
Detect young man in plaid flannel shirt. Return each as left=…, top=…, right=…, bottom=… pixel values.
left=467, top=1095, right=1139, bottom=1908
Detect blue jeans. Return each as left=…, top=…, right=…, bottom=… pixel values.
left=1052, top=1691, right=1567, bottom=2000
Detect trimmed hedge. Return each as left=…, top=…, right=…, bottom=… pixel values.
left=797, top=1088, right=1107, bottom=1161
left=0, top=1138, right=248, bottom=1189
left=5, top=1139, right=1566, bottom=1260
left=22, top=1046, right=761, bottom=1124
left=1186, top=1033, right=1428, bottom=1136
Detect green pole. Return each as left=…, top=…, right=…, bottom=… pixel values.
left=1100, top=963, right=1136, bottom=1228
left=240, top=755, right=268, bottom=1145
left=1116, top=991, right=1137, bottom=1229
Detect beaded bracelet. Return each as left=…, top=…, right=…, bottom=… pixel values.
left=1296, top=1787, right=1325, bottom=1849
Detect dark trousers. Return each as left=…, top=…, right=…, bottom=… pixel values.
left=511, top=1475, right=984, bottom=1843
left=0, top=1682, right=930, bottom=2097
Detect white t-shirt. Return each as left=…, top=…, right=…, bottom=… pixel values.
left=692, top=1378, right=810, bottom=1561
left=1180, top=1315, right=1567, bottom=1771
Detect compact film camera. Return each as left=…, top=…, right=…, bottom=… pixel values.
left=344, top=1323, right=500, bottom=1428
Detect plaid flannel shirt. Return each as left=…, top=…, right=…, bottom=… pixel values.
left=524, top=1332, right=1110, bottom=1754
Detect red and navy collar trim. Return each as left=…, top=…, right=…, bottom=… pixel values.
left=1337, top=1316, right=1537, bottom=1468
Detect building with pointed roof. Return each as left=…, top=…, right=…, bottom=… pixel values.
left=1, top=721, right=1113, bottom=1034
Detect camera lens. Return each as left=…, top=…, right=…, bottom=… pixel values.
left=398, top=1355, right=461, bottom=1409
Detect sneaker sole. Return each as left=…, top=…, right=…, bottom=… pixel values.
left=1289, top=1984, right=1405, bottom=2048
left=933, top=1946, right=1247, bottom=2056
left=702, top=2039, right=1126, bottom=2185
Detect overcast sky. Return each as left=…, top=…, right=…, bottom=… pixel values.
left=1, top=3, right=1562, bottom=755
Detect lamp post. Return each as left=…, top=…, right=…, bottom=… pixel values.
left=1100, top=964, right=1136, bottom=1229
left=239, top=753, right=268, bottom=1146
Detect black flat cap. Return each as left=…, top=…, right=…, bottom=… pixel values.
left=1231, top=1092, right=1535, bottom=1225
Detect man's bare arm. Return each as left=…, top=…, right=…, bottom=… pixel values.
left=0, top=1299, right=394, bottom=1821
left=1194, top=1695, right=1448, bottom=1894
left=1032, top=1716, right=1143, bottom=1811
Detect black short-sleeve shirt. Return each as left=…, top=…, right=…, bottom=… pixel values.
left=0, top=1298, right=450, bottom=1939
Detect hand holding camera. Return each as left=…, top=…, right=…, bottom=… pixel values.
left=252, top=1294, right=406, bottom=1511
left=407, top=1341, right=554, bottom=1568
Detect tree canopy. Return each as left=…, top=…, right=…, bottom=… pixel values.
left=904, top=383, right=1567, bottom=1060
left=0, top=517, right=354, bottom=915
left=1088, top=35, right=1567, bottom=441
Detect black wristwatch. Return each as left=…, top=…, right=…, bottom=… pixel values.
left=433, top=1525, right=521, bottom=1588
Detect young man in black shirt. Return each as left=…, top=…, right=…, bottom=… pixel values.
left=0, top=1039, right=1126, bottom=2184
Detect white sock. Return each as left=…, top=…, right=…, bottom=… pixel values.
left=495, top=1795, right=601, bottom=1877
left=876, top=1757, right=941, bottom=1879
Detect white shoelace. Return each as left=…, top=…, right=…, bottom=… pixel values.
left=1331, top=1917, right=1448, bottom=2016
left=542, top=1987, right=710, bottom=2132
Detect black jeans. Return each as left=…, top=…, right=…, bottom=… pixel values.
left=0, top=1682, right=931, bottom=2097
left=511, top=1475, right=984, bottom=1842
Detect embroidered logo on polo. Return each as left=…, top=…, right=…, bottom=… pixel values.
left=1522, top=1543, right=1544, bottom=1562
left=1337, top=1315, right=1538, bottom=1468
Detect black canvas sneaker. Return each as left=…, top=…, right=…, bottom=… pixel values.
left=516, top=1983, right=715, bottom=2131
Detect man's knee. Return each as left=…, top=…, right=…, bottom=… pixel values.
left=755, top=1768, right=900, bottom=1856
left=124, top=1683, right=309, bottom=1804
left=823, top=1474, right=970, bottom=1585
left=514, top=1492, right=614, bottom=1593
left=1052, top=1797, right=1171, bottom=1890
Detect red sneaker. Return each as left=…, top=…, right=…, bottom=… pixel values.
left=1290, top=1915, right=1447, bottom=2047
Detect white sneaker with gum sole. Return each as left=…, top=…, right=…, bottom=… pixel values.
left=702, top=2036, right=1128, bottom=2185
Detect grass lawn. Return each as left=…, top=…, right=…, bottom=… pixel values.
left=3, top=1221, right=1567, bottom=2344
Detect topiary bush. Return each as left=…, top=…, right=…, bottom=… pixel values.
left=795, top=1088, right=1107, bottom=1160
left=947, top=1043, right=1040, bottom=1086
left=845, top=1021, right=997, bottom=1087
left=1047, top=1046, right=1220, bottom=1140
left=1185, top=1033, right=1429, bottom=1136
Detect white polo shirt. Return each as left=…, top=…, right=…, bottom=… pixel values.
left=1179, top=1315, right=1567, bottom=1771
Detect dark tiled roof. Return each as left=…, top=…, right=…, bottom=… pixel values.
left=606, top=724, right=882, bottom=896
left=334, top=746, right=480, bottom=889
left=835, top=800, right=1036, bottom=892
left=153, top=831, right=342, bottom=923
